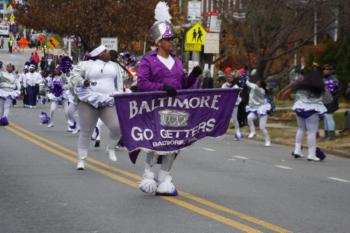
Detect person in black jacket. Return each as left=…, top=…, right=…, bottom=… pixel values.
left=201, top=69, right=213, bottom=89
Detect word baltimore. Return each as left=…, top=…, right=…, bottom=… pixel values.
left=128, top=95, right=222, bottom=120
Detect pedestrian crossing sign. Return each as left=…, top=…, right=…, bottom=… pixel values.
left=47, top=36, right=60, bottom=49
left=185, top=23, right=206, bottom=51
left=10, top=14, right=15, bottom=23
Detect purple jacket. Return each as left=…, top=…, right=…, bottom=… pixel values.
left=137, top=50, right=197, bottom=91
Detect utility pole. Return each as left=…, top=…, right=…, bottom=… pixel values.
left=333, top=7, right=339, bottom=42
left=313, top=9, right=318, bottom=46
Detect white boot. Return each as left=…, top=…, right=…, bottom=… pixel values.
left=106, top=146, right=117, bottom=162
left=138, top=169, right=158, bottom=194
left=307, top=147, right=320, bottom=161
left=156, top=170, right=178, bottom=196
left=292, top=143, right=304, bottom=158
left=76, top=148, right=88, bottom=170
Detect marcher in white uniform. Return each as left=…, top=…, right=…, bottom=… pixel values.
left=64, top=71, right=80, bottom=134
left=46, top=67, right=70, bottom=128
left=69, top=45, right=124, bottom=170
left=0, top=64, right=21, bottom=126
left=23, top=64, right=43, bottom=108
left=19, top=65, right=29, bottom=107
left=280, top=71, right=327, bottom=161
left=61, top=57, right=80, bottom=134
left=221, top=71, right=242, bottom=140
left=245, top=80, right=271, bottom=146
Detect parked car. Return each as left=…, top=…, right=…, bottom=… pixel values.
left=0, top=25, right=10, bottom=37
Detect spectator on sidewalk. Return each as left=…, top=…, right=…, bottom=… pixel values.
left=8, top=38, right=14, bottom=53
left=202, top=69, right=213, bottom=89
left=0, top=36, right=4, bottom=49
left=340, top=82, right=350, bottom=136
left=322, top=64, right=339, bottom=140
left=222, top=70, right=242, bottom=140
left=238, top=68, right=250, bottom=127
left=40, top=56, right=48, bottom=71
left=31, top=50, right=40, bottom=65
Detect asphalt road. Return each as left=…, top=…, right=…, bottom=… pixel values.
left=1, top=48, right=350, bottom=233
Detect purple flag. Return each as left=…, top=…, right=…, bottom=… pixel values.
left=114, top=88, right=239, bottom=158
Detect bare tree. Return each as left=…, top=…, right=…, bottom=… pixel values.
left=220, top=0, right=342, bottom=80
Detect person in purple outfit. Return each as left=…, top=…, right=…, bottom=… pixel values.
left=136, top=1, right=202, bottom=196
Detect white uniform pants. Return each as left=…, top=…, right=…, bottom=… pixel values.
left=0, top=98, right=12, bottom=118
left=77, top=102, right=121, bottom=152
left=295, top=114, right=319, bottom=156
left=247, top=112, right=270, bottom=142
left=49, top=100, right=69, bottom=124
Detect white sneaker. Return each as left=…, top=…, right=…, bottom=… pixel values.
left=248, top=132, right=256, bottom=138
left=292, top=152, right=304, bottom=158
left=47, top=122, right=54, bottom=128
left=264, top=140, right=271, bottom=147
left=106, top=147, right=117, bottom=162
left=76, top=160, right=85, bottom=170
left=307, top=154, right=320, bottom=161
left=71, top=128, right=80, bottom=135
left=67, top=126, right=73, bottom=132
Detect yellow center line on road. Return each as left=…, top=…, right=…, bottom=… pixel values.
left=6, top=125, right=262, bottom=233
left=8, top=122, right=293, bottom=233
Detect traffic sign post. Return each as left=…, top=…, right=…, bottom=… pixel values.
left=187, top=1, right=202, bottom=21
left=47, top=36, right=60, bottom=49
left=204, top=33, right=220, bottom=54
left=185, top=23, right=206, bottom=52
left=205, top=12, right=221, bottom=33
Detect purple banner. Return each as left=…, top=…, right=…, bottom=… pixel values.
left=114, top=88, right=239, bottom=153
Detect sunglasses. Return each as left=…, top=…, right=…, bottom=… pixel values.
left=162, top=37, right=176, bottom=41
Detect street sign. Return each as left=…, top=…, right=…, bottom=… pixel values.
left=38, top=34, right=46, bottom=42
left=47, top=36, right=60, bottom=49
left=101, top=37, right=118, bottom=51
left=187, top=1, right=202, bottom=21
left=204, top=33, right=220, bottom=54
left=185, top=23, right=206, bottom=52
left=205, top=12, right=221, bottom=33
left=10, top=13, right=15, bottom=23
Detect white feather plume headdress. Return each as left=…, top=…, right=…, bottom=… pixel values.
left=154, top=1, right=172, bottom=24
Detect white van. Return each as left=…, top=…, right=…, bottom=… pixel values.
left=0, top=25, right=10, bottom=37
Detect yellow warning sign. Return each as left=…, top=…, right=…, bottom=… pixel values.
left=47, top=36, right=60, bottom=49
left=10, top=14, right=15, bottom=23
left=185, top=23, right=206, bottom=52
